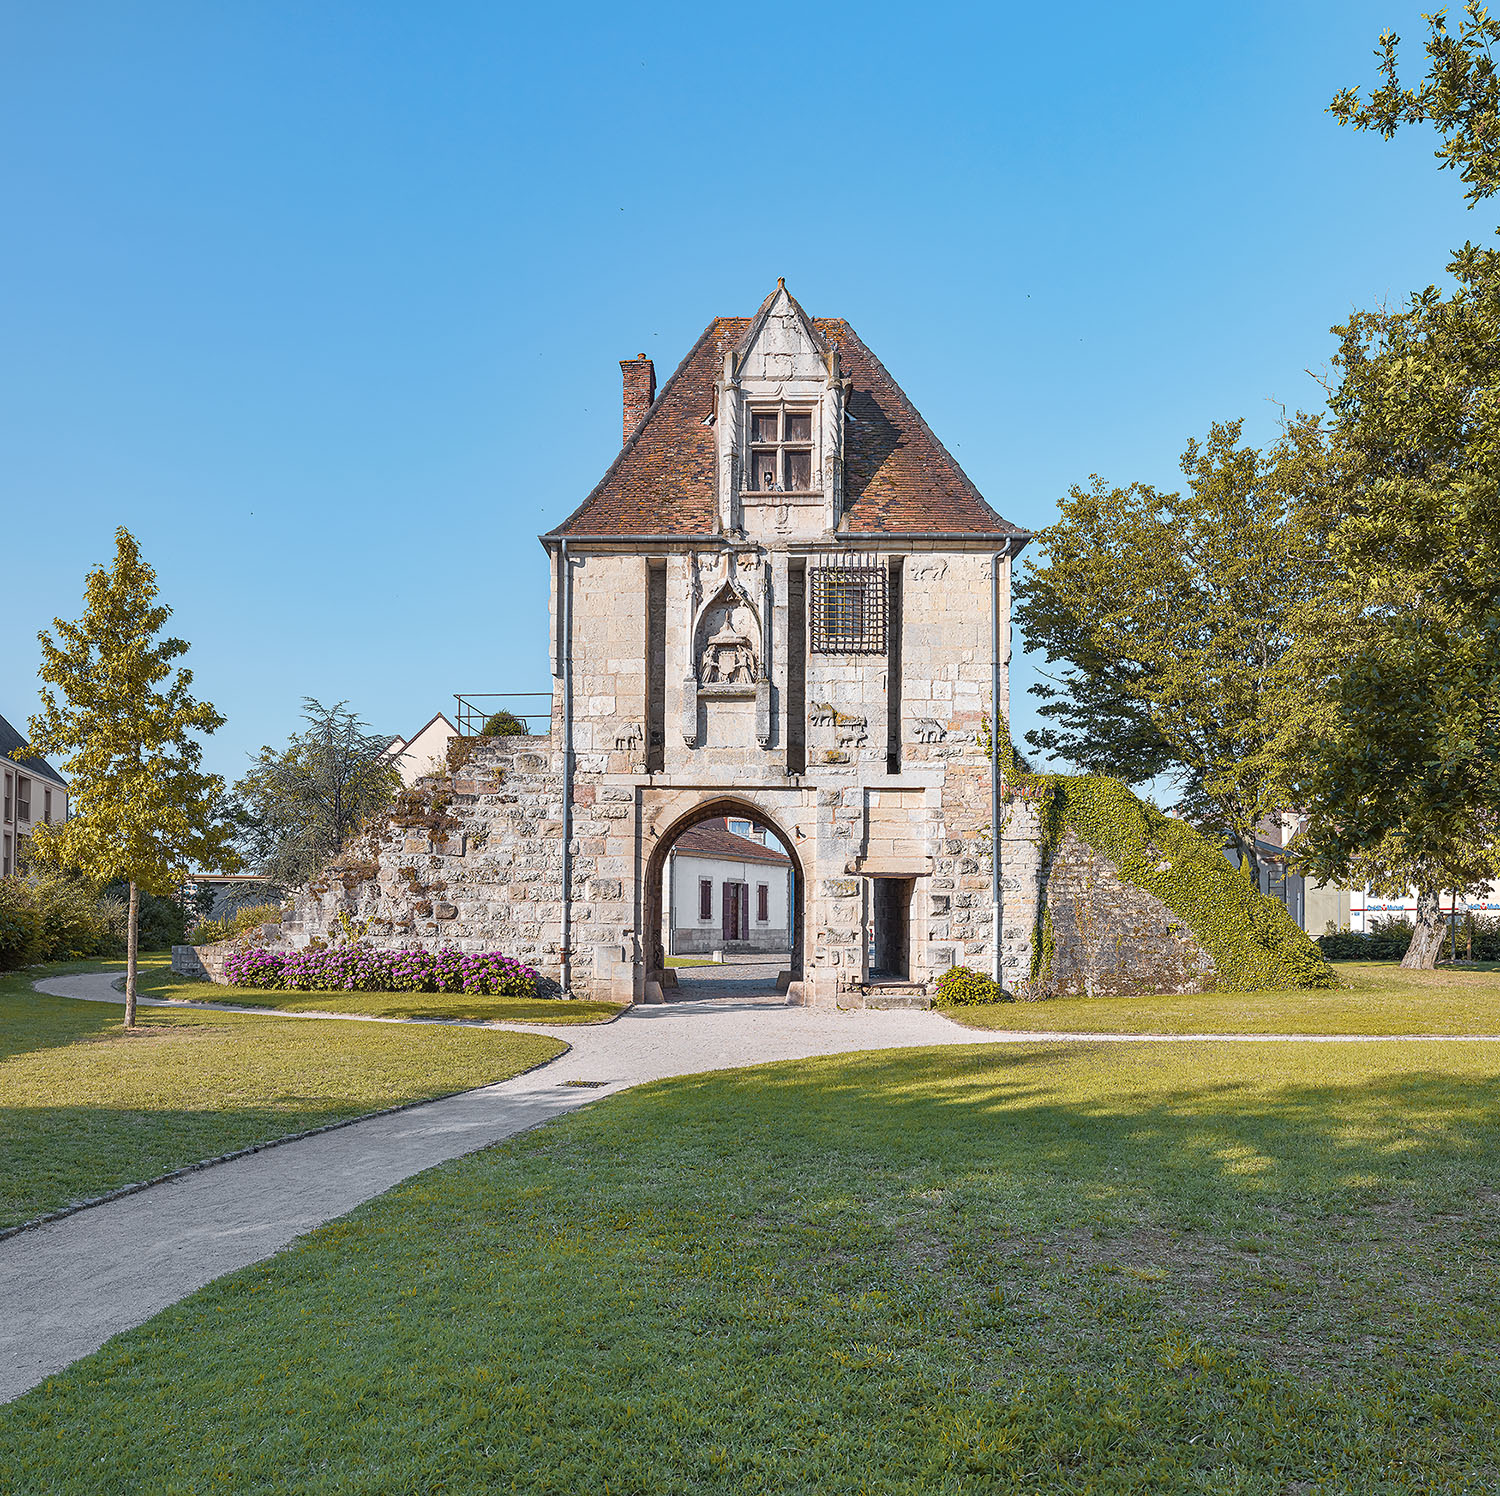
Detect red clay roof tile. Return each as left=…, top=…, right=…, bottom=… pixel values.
left=544, top=315, right=1026, bottom=540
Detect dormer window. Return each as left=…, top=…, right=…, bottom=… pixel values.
left=747, top=408, right=814, bottom=492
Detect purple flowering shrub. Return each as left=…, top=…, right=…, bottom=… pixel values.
left=221, top=946, right=539, bottom=997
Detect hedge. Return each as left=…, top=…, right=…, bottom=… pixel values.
left=1014, top=771, right=1336, bottom=992
left=1318, top=917, right=1500, bottom=963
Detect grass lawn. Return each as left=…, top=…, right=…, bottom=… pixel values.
left=4, top=1039, right=1499, bottom=1492
left=0, top=960, right=565, bottom=1229
left=946, top=961, right=1500, bottom=1035
left=133, top=955, right=624, bottom=1025
left=665, top=955, right=720, bottom=968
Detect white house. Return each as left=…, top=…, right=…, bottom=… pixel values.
left=0, top=712, right=68, bottom=878
left=664, top=817, right=792, bottom=955
left=387, top=713, right=459, bottom=787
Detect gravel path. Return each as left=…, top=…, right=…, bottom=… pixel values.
left=4, top=970, right=1497, bottom=1404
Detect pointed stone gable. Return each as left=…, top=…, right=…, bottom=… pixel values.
left=735, top=282, right=831, bottom=384
left=545, top=288, right=1025, bottom=540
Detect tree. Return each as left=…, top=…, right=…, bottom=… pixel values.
left=233, top=699, right=401, bottom=887
left=18, top=529, right=237, bottom=1024
left=1013, top=418, right=1326, bottom=882
left=1331, top=2, right=1500, bottom=206
left=1279, top=5, right=1500, bottom=968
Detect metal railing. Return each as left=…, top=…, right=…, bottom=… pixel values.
left=453, top=693, right=554, bottom=738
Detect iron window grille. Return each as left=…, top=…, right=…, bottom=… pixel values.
left=810, top=559, right=887, bottom=654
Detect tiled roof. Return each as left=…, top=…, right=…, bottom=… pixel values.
left=671, top=820, right=791, bottom=868
left=0, top=714, right=68, bottom=789
left=545, top=315, right=1026, bottom=539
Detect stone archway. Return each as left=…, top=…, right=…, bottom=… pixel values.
left=641, top=796, right=806, bottom=995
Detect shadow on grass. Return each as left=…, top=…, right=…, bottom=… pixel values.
left=635, top=1043, right=1500, bottom=1211
left=0, top=978, right=125, bottom=1064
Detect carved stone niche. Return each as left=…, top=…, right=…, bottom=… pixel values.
left=682, top=568, right=772, bottom=748
left=693, top=583, right=760, bottom=697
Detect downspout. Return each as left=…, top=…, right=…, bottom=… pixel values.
left=560, top=538, right=574, bottom=996
left=990, top=548, right=1004, bottom=989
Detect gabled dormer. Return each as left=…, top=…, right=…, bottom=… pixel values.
left=714, top=280, right=849, bottom=541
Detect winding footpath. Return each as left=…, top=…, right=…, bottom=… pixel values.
left=3, top=969, right=1497, bottom=1405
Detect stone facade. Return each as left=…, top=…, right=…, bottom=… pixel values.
left=249, top=285, right=1041, bottom=1008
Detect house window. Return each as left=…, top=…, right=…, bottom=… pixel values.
left=810, top=562, right=888, bottom=654
left=757, top=883, right=769, bottom=923
left=2, top=773, right=9, bottom=822
left=15, top=776, right=29, bottom=825
left=747, top=407, right=814, bottom=492
left=2, top=834, right=9, bottom=877
left=699, top=878, right=713, bottom=921
left=43, top=789, right=52, bottom=824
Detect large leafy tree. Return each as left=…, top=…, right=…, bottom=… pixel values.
left=1014, top=418, right=1325, bottom=880
left=233, top=699, right=401, bottom=887
left=19, top=529, right=237, bottom=1024
left=1280, top=4, right=1500, bottom=968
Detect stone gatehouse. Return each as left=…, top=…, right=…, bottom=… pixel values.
left=262, top=284, right=1249, bottom=1005
left=541, top=282, right=1030, bottom=1004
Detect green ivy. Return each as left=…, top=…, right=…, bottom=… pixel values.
left=1006, top=767, right=1335, bottom=992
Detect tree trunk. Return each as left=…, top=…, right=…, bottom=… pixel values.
left=1400, top=889, right=1448, bottom=970
left=125, top=880, right=139, bottom=1028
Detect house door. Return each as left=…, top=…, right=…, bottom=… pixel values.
left=722, top=882, right=748, bottom=943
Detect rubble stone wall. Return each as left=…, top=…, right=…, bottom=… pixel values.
left=1000, top=804, right=1215, bottom=998
left=274, top=736, right=571, bottom=994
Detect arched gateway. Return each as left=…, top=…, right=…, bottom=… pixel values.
left=641, top=796, right=805, bottom=995
left=544, top=282, right=1030, bottom=1007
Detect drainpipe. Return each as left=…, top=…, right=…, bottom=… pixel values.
left=991, top=548, right=1004, bottom=989
left=560, top=538, right=574, bottom=996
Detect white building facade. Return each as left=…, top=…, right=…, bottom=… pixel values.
left=665, top=817, right=792, bottom=955
left=0, top=713, right=68, bottom=878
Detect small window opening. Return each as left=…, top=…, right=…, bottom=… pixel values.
left=810, top=563, right=888, bottom=654
left=747, top=407, right=815, bottom=492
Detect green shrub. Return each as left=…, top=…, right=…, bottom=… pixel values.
left=25, top=869, right=124, bottom=960
left=934, top=965, right=1007, bottom=1006
left=480, top=711, right=529, bottom=738
left=1017, top=773, right=1336, bottom=993
left=189, top=903, right=285, bottom=946
left=0, top=883, right=45, bottom=969
left=1318, top=914, right=1500, bottom=963
left=0, top=872, right=124, bottom=966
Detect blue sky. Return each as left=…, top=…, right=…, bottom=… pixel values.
left=0, top=1, right=1483, bottom=788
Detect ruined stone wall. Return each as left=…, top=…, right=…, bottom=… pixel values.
left=277, top=736, right=570, bottom=992
left=1000, top=804, right=1215, bottom=998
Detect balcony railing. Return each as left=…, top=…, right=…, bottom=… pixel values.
left=453, top=693, right=554, bottom=738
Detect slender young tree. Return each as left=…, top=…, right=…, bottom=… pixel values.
left=20, top=529, right=237, bottom=1025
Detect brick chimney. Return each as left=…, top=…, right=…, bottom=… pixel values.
left=620, top=354, right=656, bottom=445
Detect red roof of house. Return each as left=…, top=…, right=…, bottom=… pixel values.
left=545, top=310, right=1026, bottom=540
left=671, top=819, right=791, bottom=868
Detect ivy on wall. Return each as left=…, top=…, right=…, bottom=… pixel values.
left=1007, top=762, right=1336, bottom=992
